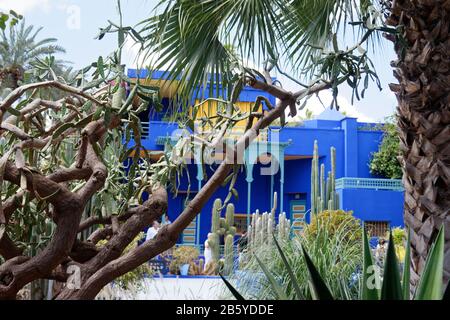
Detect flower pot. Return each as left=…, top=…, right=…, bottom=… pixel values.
left=179, top=264, right=190, bottom=276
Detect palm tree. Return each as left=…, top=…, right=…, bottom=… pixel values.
left=0, top=20, right=66, bottom=92
left=139, top=0, right=449, bottom=291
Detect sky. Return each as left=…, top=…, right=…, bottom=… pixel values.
left=0, top=0, right=399, bottom=122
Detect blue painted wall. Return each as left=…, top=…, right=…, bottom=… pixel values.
left=338, top=189, right=405, bottom=227
left=127, top=117, right=404, bottom=244
left=126, top=69, right=404, bottom=245
left=357, top=130, right=384, bottom=178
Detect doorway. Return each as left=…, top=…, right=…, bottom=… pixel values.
left=290, top=200, right=306, bottom=235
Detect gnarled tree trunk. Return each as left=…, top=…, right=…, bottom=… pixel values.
left=387, top=0, right=450, bottom=292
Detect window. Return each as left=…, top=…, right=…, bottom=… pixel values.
left=234, top=214, right=248, bottom=235
left=365, top=221, right=389, bottom=238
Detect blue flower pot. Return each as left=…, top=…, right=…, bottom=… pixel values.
left=179, top=264, right=190, bottom=276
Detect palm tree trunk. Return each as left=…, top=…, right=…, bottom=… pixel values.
left=387, top=0, right=450, bottom=291
left=0, top=67, right=21, bottom=94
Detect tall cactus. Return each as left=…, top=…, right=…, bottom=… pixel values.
left=320, top=163, right=325, bottom=213
left=311, top=140, right=319, bottom=215
left=329, top=146, right=336, bottom=210
left=207, top=199, right=236, bottom=274
left=247, top=193, right=291, bottom=251
left=277, top=212, right=290, bottom=240
left=223, top=234, right=234, bottom=276
left=209, top=198, right=222, bottom=261
left=225, top=203, right=236, bottom=236
left=310, top=143, right=340, bottom=215
left=211, top=198, right=221, bottom=234
left=223, top=204, right=236, bottom=274
left=208, top=232, right=220, bottom=262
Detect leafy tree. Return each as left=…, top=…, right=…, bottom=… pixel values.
left=369, top=118, right=402, bottom=179
left=0, top=3, right=170, bottom=299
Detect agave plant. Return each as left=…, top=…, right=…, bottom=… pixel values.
left=231, top=212, right=362, bottom=300
left=223, top=226, right=449, bottom=300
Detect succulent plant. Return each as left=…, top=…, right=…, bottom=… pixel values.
left=207, top=199, right=237, bottom=275
left=311, top=141, right=340, bottom=215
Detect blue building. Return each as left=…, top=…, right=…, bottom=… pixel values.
left=127, top=69, right=405, bottom=246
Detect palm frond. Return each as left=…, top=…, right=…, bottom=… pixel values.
left=139, top=0, right=382, bottom=105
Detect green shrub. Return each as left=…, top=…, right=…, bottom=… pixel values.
left=169, top=246, right=199, bottom=274
left=223, top=226, right=448, bottom=300
left=389, top=227, right=406, bottom=262
left=369, top=119, right=402, bottom=179
left=304, top=210, right=362, bottom=243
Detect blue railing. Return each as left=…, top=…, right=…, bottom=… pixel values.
left=156, top=135, right=175, bottom=145
left=335, top=177, right=404, bottom=191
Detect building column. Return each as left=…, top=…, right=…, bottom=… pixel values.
left=341, top=117, right=358, bottom=177
left=246, top=164, right=254, bottom=227
left=280, top=155, right=285, bottom=214
left=270, top=174, right=274, bottom=209
left=195, top=162, right=203, bottom=247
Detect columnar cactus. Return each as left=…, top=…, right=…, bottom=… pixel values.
left=329, top=146, right=336, bottom=210
left=310, top=142, right=340, bottom=215
left=209, top=198, right=222, bottom=261
left=246, top=194, right=291, bottom=252
left=208, top=232, right=220, bottom=262
left=225, top=203, right=236, bottom=236
left=207, top=199, right=236, bottom=274
left=311, top=140, right=319, bottom=215
left=267, top=216, right=274, bottom=245
left=255, top=215, right=262, bottom=247
left=223, top=234, right=234, bottom=276
left=198, top=258, right=204, bottom=272
left=261, top=212, right=268, bottom=244
left=277, top=212, right=290, bottom=240
left=211, top=198, right=221, bottom=234
left=320, top=164, right=325, bottom=213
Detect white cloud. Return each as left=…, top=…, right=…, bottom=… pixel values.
left=0, top=0, right=52, bottom=14
left=122, top=36, right=146, bottom=68
left=123, top=36, right=173, bottom=71
left=275, top=72, right=378, bottom=123
left=298, top=90, right=376, bottom=123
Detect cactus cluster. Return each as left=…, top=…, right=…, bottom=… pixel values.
left=311, top=140, right=340, bottom=215
left=247, top=192, right=291, bottom=252
left=206, top=198, right=236, bottom=275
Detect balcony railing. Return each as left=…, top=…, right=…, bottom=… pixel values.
left=335, top=177, right=404, bottom=191
left=134, top=121, right=269, bottom=143
left=140, top=122, right=150, bottom=139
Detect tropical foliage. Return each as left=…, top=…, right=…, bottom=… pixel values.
left=0, top=3, right=175, bottom=299
left=0, top=10, right=21, bottom=31
left=139, top=0, right=450, bottom=289
left=1, top=0, right=449, bottom=300
left=139, top=0, right=386, bottom=110
left=223, top=226, right=448, bottom=300
left=231, top=211, right=362, bottom=300
left=369, top=118, right=402, bottom=179
left=0, top=20, right=67, bottom=93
